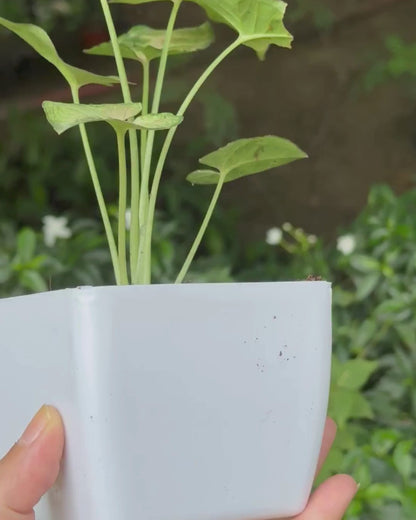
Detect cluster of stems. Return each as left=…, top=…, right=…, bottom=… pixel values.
left=72, top=0, right=241, bottom=285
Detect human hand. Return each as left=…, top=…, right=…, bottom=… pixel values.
left=287, top=417, right=358, bottom=520
left=0, top=405, right=64, bottom=520
left=0, top=409, right=355, bottom=520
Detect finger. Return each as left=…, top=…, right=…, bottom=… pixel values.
left=0, top=405, right=64, bottom=519
left=297, top=474, right=358, bottom=520
left=315, top=417, right=337, bottom=477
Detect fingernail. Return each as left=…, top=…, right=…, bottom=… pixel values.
left=18, top=405, right=52, bottom=446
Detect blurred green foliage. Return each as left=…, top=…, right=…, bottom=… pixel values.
left=0, top=0, right=93, bottom=31
left=364, top=36, right=416, bottom=93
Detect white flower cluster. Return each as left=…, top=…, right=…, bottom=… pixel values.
left=265, top=223, right=318, bottom=246
left=42, top=216, right=72, bottom=247
left=337, top=234, right=356, bottom=255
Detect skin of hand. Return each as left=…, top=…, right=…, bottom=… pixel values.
left=0, top=409, right=356, bottom=520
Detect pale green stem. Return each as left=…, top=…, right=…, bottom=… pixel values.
left=116, top=130, right=129, bottom=285
left=136, top=0, right=182, bottom=284
left=142, top=37, right=243, bottom=283
left=130, top=60, right=150, bottom=281
left=99, top=0, right=131, bottom=101
left=140, top=60, right=150, bottom=173
left=99, top=0, right=140, bottom=284
left=71, top=87, right=121, bottom=285
left=175, top=174, right=226, bottom=284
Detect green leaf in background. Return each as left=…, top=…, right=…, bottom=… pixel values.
left=42, top=102, right=143, bottom=134
left=363, top=483, right=404, bottom=504
left=85, top=23, right=214, bottom=64
left=350, top=254, right=381, bottom=273
left=371, top=429, right=401, bottom=457
left=332, top=357, right=378, bottom=390
left=187, top=136, right=307, bottom=185
left=19, top=270, right=48, bottom=293
left=354, top=273, right=380, bottom=301
left=16, top=228, right=36, bottom=264
left=0, top=17, right=119, bottom=90
left=393, top=440, right=414, bottom=482
left=329, top=387, right=374, bottom=429
left=193, top=0, right=293, bottom=59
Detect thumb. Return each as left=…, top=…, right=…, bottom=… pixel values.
left=0, top=405, right=64, bottom=520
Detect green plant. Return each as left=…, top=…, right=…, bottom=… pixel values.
left=0, top=0, right=308, bottom=286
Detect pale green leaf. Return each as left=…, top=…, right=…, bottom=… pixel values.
left=187, top=136, right=307, bottom=185
left=0, top=17, right=119, bottom=90
left=85, top=23, right=214, bottom=64
left=193, top=0, right=293, bottom=59
left=132, top=113, right=183, bottom=129
left=42, top=102, right=142, bottom=134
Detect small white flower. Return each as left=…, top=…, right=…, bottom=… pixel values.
left=308, top=234, right=318, bottom=245
left=282, top=222, right=293, bottom=232
left=337, top=234, right=356, bottom=255
left=125, top=208, right=132, bottom=231
left=266, top=227, right=283, bottom=246
left=42, top=216, right=72, bottom=247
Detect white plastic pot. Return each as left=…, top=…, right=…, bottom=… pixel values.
left=0, top=282, right=331, bottom=520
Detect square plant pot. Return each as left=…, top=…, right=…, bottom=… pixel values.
left=0, top=281, right=331, bottom=520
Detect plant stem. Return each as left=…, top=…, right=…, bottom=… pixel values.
left=140, top=60, right=150, bottom=172
left=130, top=61, right=150, bottom=281
left=116, top=130, right=129, bottom=285
left=143, top=37, right=242, bottom=283
left=99, top=0, right=131, bottom=102
left=135, top=0, right=182, bottom=284
left=71, top=87, right=121, bottom=285
left=175, top=174, right=226, bottom=284
left=99, top=0, right=140, bottom=283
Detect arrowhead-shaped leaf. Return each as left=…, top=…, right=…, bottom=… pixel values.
left=191, top=0, right=293, bottom=59
left=42, top=102, right=182, bottom=134
left=0, top=17, right=119, bottom=90
left=42, top=102, right=142, bottom=134
left=187, top=136, right=307, bottom=185
left=85, top=23, right=214, bottom=64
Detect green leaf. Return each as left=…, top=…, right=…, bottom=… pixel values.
left=42, top=102, right=142, bottom=134
left=329, top=387, right=374, bottom=429
left=0, top=17, right=119, bottom=90
left=132, top=113, right=183, bottom=130
left=350, top=254, right=381, bottom=273
left=354, top=273, right=380, bottom=301
left=19, top=270, right=48, bottom=293
left=393, top=440, right=414, bottom=481
left=193, top=0, right=293, bottom=59
left=371, top=429, right=401, bottom=456
left=363, top=483, right=404, bottom=503
left=85, top=23, right=214, bottom=64
left=187, top=136, right=307, bottom=185
left=332, top=357, right=378, bottom=390
left=17, top=228, right=36, bottom=264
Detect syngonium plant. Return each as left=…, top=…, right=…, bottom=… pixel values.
left=0, top=0, right=308, bottom=285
